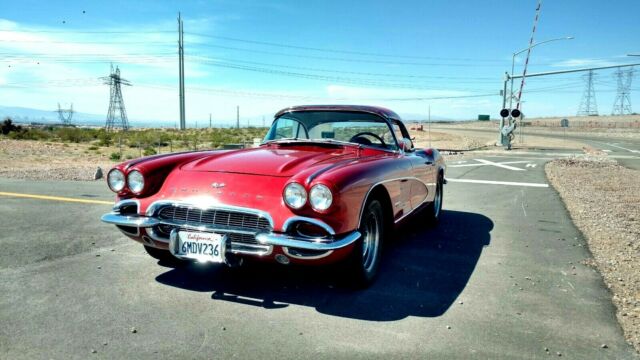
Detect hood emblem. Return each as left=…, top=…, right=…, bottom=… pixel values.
left=211, top=182, right=226, bottom=189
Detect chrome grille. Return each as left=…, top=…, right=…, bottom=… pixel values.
left=154, top=205, right=271, bottom=246
left=157, top=205, right=271, bottom=232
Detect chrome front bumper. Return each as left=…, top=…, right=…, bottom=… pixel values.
left=100, top=212, right=361, bottom=252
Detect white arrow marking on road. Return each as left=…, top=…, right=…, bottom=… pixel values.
left=448, top=160, right=529, bottom=168
left=474, top=159, right=526, bottom=171
left=446, top=178, right=549, bottom=188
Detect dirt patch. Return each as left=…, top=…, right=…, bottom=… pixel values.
left=0, top=139, right=113, bottom=181
left=546, top=157, right=640, bottom=352
left=410, top=130, right=486, bottom=150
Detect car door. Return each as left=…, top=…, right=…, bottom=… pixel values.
left=392, top=121, right=436, bottom=209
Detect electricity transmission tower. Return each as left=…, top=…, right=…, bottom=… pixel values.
left=102, top=65, right=131, bottom=131
left=577, top=70, right=598, bottom=116
left=612, top=67, right=633, bottom=115
left=56, top=103, right=74, bottom=125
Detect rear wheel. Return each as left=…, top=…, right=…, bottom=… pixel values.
left=425, top=173, right=444, bottom=224
left=344, top=199, right=385, bottom=288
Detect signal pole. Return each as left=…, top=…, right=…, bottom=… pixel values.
left=178, top=13, right=185, bottom=130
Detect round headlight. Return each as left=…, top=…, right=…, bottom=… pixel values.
left=284, top=183, right=307, bottom=209
left=309, top=184, right=333, bottom=211
left=107, top=169, right=125, bottom=192
left=127, top=170, right=145, bottom=194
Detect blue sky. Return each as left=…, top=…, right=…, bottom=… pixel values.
left=1, top=0, right=639, bottom=126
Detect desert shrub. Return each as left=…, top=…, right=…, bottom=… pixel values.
left=1, top=118, right=21, bottom=135
left=110, top=152, right=122, bottom=161
left=143, top=147, right=157, bottom=156
left=88, top=145, right=99, bottom=151
left=55, top=127, right=92, bottom=143
left=97, top=131, right=113, bottom=147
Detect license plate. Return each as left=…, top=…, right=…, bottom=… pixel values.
left=175, top=231, right=225, bottom=263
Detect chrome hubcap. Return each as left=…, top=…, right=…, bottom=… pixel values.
left=361, top=212, right=380, bottom=272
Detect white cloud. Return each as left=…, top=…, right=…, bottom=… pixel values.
left=550, top=58, right=618, bottom=68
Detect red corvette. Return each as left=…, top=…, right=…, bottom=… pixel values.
left=102, top=105, right=446, bottom=286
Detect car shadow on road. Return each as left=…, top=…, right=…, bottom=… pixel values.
left=155, top=210, right=493, bottom=321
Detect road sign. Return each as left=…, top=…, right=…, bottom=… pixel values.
left=561, top=118, right=569, bottom=127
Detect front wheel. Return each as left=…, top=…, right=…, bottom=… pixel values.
left=343, top=199, right=385, bottom=288
left=425, top=173, right=444, bottom=225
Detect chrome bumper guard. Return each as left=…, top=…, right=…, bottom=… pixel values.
left=101, top=212, right=361, bottom=251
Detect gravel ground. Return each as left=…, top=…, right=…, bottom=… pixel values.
left=546, top=156, right=640, bottom=353
left=0, top=139, right=113, bottom=181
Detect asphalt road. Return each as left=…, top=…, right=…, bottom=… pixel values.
left=0, top=153, right=637, bottom=359
left=440, top=126, right=640, bottom=170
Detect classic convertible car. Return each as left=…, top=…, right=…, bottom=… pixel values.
left=101, top=105, right=445, bottom=287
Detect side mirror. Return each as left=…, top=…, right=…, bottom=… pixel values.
left=399, top=138, right=413, bottom=152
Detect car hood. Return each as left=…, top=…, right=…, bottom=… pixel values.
left=180, top=146, right=357, bottom=177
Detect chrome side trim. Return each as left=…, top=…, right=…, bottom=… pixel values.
left=357, top=176, right=432, bottom=228
left=145, top=200, right=274, bottom=229
left=283, top=247, right=334, bottom=260
left=255, top=231, right=360, bottom=251
left=282, top=216, right=336, bottom=236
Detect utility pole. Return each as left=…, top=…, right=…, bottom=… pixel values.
left=209, top=113, right=212, bottom=129
left=178, top=12, right=185, bottom=130
left=262, top=116, right=265, bottom=127
left=236, top=106, right=240, bottom=129
left=577, top=70, right=598, bottom=116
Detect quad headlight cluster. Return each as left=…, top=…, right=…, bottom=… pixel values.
left=107, top=168, right=145, bottom=194
left=284, top=182, right=333, bottom=211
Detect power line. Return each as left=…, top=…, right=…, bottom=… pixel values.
left=185, top=31, right=505, bottom=62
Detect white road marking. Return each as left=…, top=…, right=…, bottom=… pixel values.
left=602, top=149, right=612, bottom=152
left=605, top=142, right=640, bottom=153
left=446, top=178, right=549, bottom=188
left=525, top=163, right=537, bottom=168
left=474, top=158, right=526, bottom=171
left=588, top=140, right=640, bottom=153
left=448, top=160, right=529, bottom=168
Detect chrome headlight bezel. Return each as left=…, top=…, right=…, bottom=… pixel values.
left=309, top=184, right=333, bottom=211
left=283, top=182, right=307, bottom=209
left=127, top=170, right=145, bottom=194
left=107, top=169, right=126, bottom=192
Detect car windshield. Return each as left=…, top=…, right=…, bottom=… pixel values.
left=263, top=111, right=398, bottom=150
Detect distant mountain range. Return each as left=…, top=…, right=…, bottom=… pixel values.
left=0, top=105, right=466, bottom=128
left=0, top=105, right=106, bottom=126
